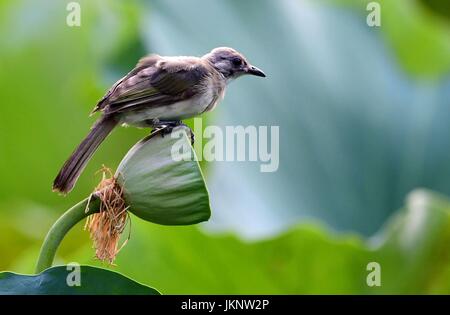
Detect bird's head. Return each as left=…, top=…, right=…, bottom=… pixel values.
left=204, top=47, right=266, bottom=80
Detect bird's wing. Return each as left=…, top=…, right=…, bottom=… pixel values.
left=94, top=55, right=209, bottom=114
left=92, top=54, right=161, bottom=113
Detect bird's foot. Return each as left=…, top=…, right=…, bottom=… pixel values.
left=151, top=120, right=195, bottom=145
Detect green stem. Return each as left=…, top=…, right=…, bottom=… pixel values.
left=35, top=197, right=100, bottom=273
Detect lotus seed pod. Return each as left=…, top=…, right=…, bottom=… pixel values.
left=115, top=126, right=211, bottom=225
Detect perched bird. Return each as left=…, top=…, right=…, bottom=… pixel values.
left=53, top=47, right=266, bottom=194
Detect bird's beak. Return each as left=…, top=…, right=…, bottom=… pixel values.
left=247, top=65, right=266, bottom=77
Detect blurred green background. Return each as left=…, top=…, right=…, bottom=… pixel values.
left=0, top=0, right=449, bottom=293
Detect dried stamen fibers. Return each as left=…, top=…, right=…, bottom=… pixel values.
left=85, top=168, right=129, bottom=264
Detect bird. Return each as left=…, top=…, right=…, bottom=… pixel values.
left=53, top=47, right=266, bottom=194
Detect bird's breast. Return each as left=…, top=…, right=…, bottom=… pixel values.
left=120, top=88, right=223, bottom=127
left=120, top=73, right=225, bottom=127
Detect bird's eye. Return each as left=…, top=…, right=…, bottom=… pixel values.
left=232, top=57, right=242, bottom=66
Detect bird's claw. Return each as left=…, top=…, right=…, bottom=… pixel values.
left=150, top=121, right=195, bottom=145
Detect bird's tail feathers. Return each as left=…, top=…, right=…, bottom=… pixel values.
left=53, top=115, right=118, bottom=194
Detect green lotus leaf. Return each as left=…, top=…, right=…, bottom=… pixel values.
left=0, top=265, right=160, bottom=295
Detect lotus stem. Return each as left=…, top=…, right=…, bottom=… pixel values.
left=35, top=197, right=100, bottom=273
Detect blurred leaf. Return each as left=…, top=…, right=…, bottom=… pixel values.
left=419, top=0, right=450, bottom=21
left=328, top=0, right=450, bottom=78
left=0, top=203, right=91, bottom=272
left=117, top=127, right=211, bottom=225
left=0, top=202, right=53, bottom=269
left=143, top=0, right=450, bottom=237
left=371, top=190, right=450, bottom=293
left=0, top=0, right=147, bottom=211
left=61, top=189, right=449, bottom=294
left=0, top=265, right=160, bottom=295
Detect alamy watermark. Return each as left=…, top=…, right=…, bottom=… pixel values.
left=171, top=118, right=280, bottom=173
left=366, top=2, right=381, bottom=27
left=66, top=262, right=81, bottom=287
left=366, top=261, right=381, bottom=287
left=66, top=2, right=81, bottom=27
